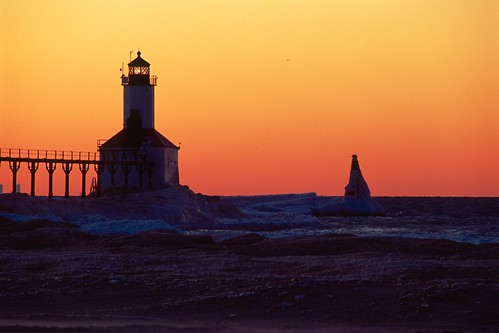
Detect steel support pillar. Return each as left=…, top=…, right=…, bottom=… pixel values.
left=136, top=164, right=145, bottom=188
left=28, top=161, right=39, bottom=196
left=94, top=163, right=104, bottom=197
left=79, top=163, right=89, bottom=198
left=9, top=161, right=21, bottom=193
left=122, top=164, right=131, bottom=190
left=62, top=162, right=73, bottom=198
left=45, top=162, right=56, bottom=199
left=147, top=165, right=154, bottom=189
left=108, top=164, right=118, bottom=186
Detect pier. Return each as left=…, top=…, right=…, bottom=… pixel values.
left=0, top=148, right=154, bottom=198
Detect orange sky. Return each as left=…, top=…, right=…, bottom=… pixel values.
left=1, top=0, right=498, bottom=196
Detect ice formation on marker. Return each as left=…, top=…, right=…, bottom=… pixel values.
left=313, top=154, right=384, bottom=216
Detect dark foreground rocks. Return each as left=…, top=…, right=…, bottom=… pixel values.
left=0, top=221, right=498, bottom=333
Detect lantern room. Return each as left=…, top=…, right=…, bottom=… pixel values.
left=126, top=51, right=153, bottom=86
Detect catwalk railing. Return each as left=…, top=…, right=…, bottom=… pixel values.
left=0, top=148, right=99, bottom=163
left=0, top=148, right=154, bottom=198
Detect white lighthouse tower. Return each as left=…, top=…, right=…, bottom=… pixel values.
left=123, top=51, right=155, bottom=129
left=99, top=51, right=180, bottom=191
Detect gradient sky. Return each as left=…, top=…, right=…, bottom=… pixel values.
left=1, top=0, right=498, bottom=196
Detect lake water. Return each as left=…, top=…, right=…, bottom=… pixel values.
left=190, top=196, right=499, bottom=244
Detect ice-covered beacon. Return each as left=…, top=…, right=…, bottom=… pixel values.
left=312, top=154, right=384, bottom=216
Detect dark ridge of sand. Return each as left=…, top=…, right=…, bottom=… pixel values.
left=0, top=217, right=498, bottom=332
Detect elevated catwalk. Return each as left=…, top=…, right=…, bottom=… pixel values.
left=0, top=148, right=154, bottom=198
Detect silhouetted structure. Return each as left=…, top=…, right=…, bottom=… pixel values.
left=344, top=154, right=372, bottom=200
left=0, top=149, right=153, bottom=198
left=312, top=154, right=384, bottom=216
left=0, top=51, right=179, bottom=198
left=99, top=51, right=180, bottom=191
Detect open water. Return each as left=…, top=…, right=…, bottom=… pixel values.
left=197, top=196, right=499, bottom=245
left=1, top=193, right=498, bottom=245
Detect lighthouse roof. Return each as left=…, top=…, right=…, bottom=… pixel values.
left=128, top=51, right=150, bottom=67
left=100, top=128, right=179, bottom=150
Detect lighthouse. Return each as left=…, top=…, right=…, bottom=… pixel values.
left=123, top=51, right=155, bottom=129
left=98, top=51, right=180, bottom=191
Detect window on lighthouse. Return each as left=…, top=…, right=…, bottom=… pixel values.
left=130, top=66, right=149, bottom=75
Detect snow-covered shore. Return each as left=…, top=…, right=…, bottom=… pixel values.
left=1, top=187, right=497, bottom=244
left=1, top=189, right=498, bottom=332
left=0, top=186, right=244, bottom=234
left=0, top=187, right=325, bottom=238
left=0, top=220, right=498, bottom=332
